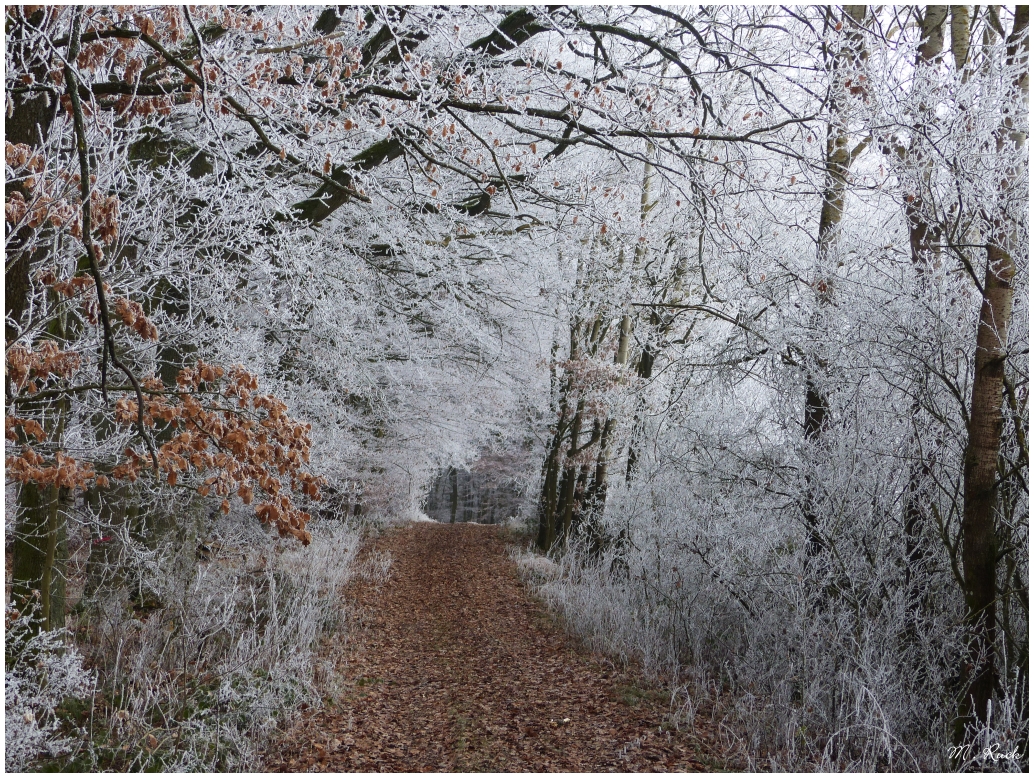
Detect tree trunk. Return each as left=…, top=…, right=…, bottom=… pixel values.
left=10, top=297, right=72, bottom=631
left=538, top=306, right=585, bottom=551
left=802, top=5, right=868, bottom=561
left=955, top=3, right=1027, bottom=737
left=624, top=343, right=654, bottom=484
left=950, top=6, right=971, bottom=73
left=558, top=401, right=584, bottom=544
left=11, top=484, right=65, bottom=630
left=4, top=8, right=59, bottom=349
left=959, top=240, right=1015, bottom=728
left=537, top=432, right=563, bottom=550
left=449, top=466, right=459, bottom=524
left=537, top=333, right=569, bottom=551
left=582, top=312, right=633, bottom=546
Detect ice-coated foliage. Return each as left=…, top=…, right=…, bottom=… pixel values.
left=58, top=514, right=360, bottom=771
left=5, top=607, right=94, bottom=772
left=514, top=5, right=1027, bottom=771
left=5, top=4, right=1028, bottom=771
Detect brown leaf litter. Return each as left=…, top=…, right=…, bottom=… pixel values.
left=265, top=522, right=729, bottom=772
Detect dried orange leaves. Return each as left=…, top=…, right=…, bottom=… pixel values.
left=110, top=361, right=323, bottom=544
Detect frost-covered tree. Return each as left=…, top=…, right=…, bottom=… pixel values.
left=528, top=5, right=1027, bottom=770
left=6, top=4, right=1027, bottom=771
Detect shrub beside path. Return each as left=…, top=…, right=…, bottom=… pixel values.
left=267, top=522, right=726, bottom=771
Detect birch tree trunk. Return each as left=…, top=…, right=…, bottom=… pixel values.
left=958, top=3, right=1028, bottom=734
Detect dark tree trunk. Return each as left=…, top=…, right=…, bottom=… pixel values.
left=5, top=8, right=59, bottom=349
left=625, top=344, right=655, bottom=485
left=557, top=403, right=584, bottom=545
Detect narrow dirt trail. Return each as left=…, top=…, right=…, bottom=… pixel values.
left=268, top=522, right=722, bottom=772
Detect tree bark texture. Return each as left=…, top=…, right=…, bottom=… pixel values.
left=957, top=3, right=1027, bottom=734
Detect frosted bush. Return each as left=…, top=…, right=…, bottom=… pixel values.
left=61, top=513, right=361, bottom=771
left=511, top=548, right=561, bottom=583
left=5, top=607, right=94, bottom=772
left=536, top=474, right=1026, bottom=771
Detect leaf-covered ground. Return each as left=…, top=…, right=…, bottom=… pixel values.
left=267, top=522, right=727, bottom=772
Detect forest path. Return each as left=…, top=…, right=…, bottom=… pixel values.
left=268, top=522, right=723, bottom=772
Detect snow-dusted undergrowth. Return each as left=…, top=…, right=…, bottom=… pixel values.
left=6, top=512, right=361, bottom=771
left=531, top=503, right=1028, bottom=773
left=5, top=609, right=94, bottom=772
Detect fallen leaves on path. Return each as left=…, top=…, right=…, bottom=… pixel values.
left=266, top=522, right=726, bottom=772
